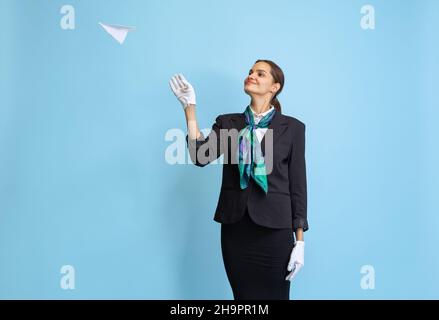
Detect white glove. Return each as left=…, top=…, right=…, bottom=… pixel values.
left=285, top=240, right=305, bottom=281
left=169, top=73, right=197, bottom=110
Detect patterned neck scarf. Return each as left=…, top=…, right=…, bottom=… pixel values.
left=237, top=105, right=276, bottom=194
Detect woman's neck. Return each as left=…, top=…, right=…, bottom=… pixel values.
left=250, top=97, right=272, bottom=115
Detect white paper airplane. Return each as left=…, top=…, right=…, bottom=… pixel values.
left=99, top=22, right=136, bottom=44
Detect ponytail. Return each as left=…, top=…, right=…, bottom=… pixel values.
left=271, top=96, right=282, bottom=113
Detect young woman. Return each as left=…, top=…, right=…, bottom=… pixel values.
left=169, top=60, right=308, bottom=300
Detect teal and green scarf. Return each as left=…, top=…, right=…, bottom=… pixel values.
left=237, top=105, right=276, bottom=194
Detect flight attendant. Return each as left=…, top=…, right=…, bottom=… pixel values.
left=169, top=60, right=308, bottom=300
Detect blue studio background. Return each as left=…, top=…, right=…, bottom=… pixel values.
left=0, top=0, right=438, bottom=299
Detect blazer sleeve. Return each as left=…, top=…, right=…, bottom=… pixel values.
left=186, top=115, right=224, bottom=167
left=288, top=122, right=309, bottom=232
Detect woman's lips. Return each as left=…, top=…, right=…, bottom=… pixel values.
left=246, top=80, right=257, bottom=85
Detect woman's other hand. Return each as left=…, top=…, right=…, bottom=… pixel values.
left=285, top=240, right=305, bottom=281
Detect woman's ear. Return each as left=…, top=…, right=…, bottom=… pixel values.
left=271, top=83, right=281, bottom=94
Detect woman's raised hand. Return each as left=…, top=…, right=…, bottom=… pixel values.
left=169, top=73, right=197, bottom=110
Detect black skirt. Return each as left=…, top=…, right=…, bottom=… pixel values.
left=220, top=206, right=294, bottom=300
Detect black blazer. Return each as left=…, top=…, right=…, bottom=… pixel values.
left=186, top=109, right=308, bottom=231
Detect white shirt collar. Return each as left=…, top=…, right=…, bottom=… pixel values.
left=250, top=105, right=275, bottom=117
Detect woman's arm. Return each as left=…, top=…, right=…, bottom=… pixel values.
left=295, top=228, right=304, bottom=241
left=184, top=105, right=224, bottom=167
left=184, top=104, right=202, bottom=140
left=288, top=122, right=309, bottom=233
left=169, top=74, right=201, bottom=140
left=170, top=74, right=222, bottom=166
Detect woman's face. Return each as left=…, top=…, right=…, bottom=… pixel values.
left=244, top=62, right=280, bottom=98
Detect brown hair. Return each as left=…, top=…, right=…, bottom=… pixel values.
left=255, top=59, right=284, bottom=113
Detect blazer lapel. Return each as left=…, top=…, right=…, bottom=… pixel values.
left=230, top=112, right=247, bottom=132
